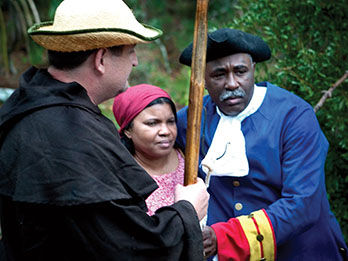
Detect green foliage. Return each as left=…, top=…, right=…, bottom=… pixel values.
left=0, top=5, right=9, bottom=75
left=0, top=0, right=52, bottom=73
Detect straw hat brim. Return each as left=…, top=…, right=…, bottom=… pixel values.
left=28, top=21, right=162, bottom=52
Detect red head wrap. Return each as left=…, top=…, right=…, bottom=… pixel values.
left=113, top=84, right=172, bottom=134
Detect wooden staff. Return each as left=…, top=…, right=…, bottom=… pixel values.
left=184, top=0, right=209, bottom=186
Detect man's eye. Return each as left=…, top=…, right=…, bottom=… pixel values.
left=213, top=73, right=224, bottom=79
left=236, top=68, right=248, bottom=75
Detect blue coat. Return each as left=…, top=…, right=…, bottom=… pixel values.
left=176, top=81, right=347, bottom=260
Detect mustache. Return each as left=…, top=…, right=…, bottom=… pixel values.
left=219, top=88, right=246, bottom=101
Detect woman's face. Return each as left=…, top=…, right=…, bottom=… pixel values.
left=125, top=103, right=177, bottom=159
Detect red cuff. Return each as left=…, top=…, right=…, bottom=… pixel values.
left=211, top=218, right=250, bottom=261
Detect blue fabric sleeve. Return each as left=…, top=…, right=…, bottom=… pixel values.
left=266, top=106, right=329, bottom=245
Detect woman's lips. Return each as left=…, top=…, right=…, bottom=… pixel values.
left=157, top=140, right=172, bottom=148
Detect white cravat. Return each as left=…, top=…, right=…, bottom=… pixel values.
left=201, top=85, right=267, bottom=184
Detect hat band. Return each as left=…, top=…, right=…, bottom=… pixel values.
left=28, top=21, right=162, bottom=41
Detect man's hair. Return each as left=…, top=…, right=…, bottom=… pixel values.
left=48, top=45, right=124, bottom=70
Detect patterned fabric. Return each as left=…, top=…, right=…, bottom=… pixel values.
left=146, top=149, right=184, bottom=216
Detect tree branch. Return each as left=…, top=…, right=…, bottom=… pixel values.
left=26, top=0, right=41, bottom=24
left=314, top=71, right=348, bottom=113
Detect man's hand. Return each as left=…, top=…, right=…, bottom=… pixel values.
left=202, top=226, right=217, bottom=258
left=174, top=178, right=209, bottom=221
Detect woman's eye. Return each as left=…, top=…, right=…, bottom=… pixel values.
left=145, top=121, right=156, bottom=126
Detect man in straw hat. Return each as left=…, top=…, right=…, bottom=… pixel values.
left=176, top=28, right=348, bottom=260
left=0, top=0, right=209, bottom=260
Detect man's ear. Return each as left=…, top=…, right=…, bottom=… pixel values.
left=94, top=48, right=107, bottom=74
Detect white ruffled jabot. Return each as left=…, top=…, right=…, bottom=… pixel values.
left=201, top=85, right=267, bottom=184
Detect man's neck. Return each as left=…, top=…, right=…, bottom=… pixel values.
left=47, top=65, right=99, bottom=105
left=47, top=66, right=79, bottom=84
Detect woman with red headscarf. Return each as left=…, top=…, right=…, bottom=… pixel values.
left=113, top=84, right=184, bottom=216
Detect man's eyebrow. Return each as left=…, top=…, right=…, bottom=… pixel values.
left=234, top=64, right=248, bottom=70
left=211, top=64, right=248, bottom=72
left=210, top=66, right=226, bottom=73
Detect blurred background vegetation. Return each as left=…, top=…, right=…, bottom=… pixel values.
left=0, top=0, right=347, bottom=242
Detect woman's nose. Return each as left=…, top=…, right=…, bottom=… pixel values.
left=158, top=124, right=170, bottom=135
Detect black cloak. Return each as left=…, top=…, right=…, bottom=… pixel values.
left=0, top=67, right=203, bottom=260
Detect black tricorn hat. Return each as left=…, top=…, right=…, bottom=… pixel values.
left=179, top=28, right=271, bottom=66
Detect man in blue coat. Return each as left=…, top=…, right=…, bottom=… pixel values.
left=176, top=28, right=347, bottom=260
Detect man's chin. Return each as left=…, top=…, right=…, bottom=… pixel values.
left=115, top=85, right=129, bottom=96
left=220, top=105, right=243, bottom=116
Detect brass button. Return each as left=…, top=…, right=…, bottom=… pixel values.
left=257, top=234, right=264, bottom=242
left=233, top=181, right=240, bottom=187
left=235, top=203, right=243, bottom=211
left=339, top=247, right=346, bottom=254
left=248, top=213, right=254, bottom=218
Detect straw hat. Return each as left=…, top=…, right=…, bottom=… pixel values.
left=28, top=0, right=162, bottom=52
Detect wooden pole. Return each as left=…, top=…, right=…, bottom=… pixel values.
left=184, top=0, right=209, bottom=186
